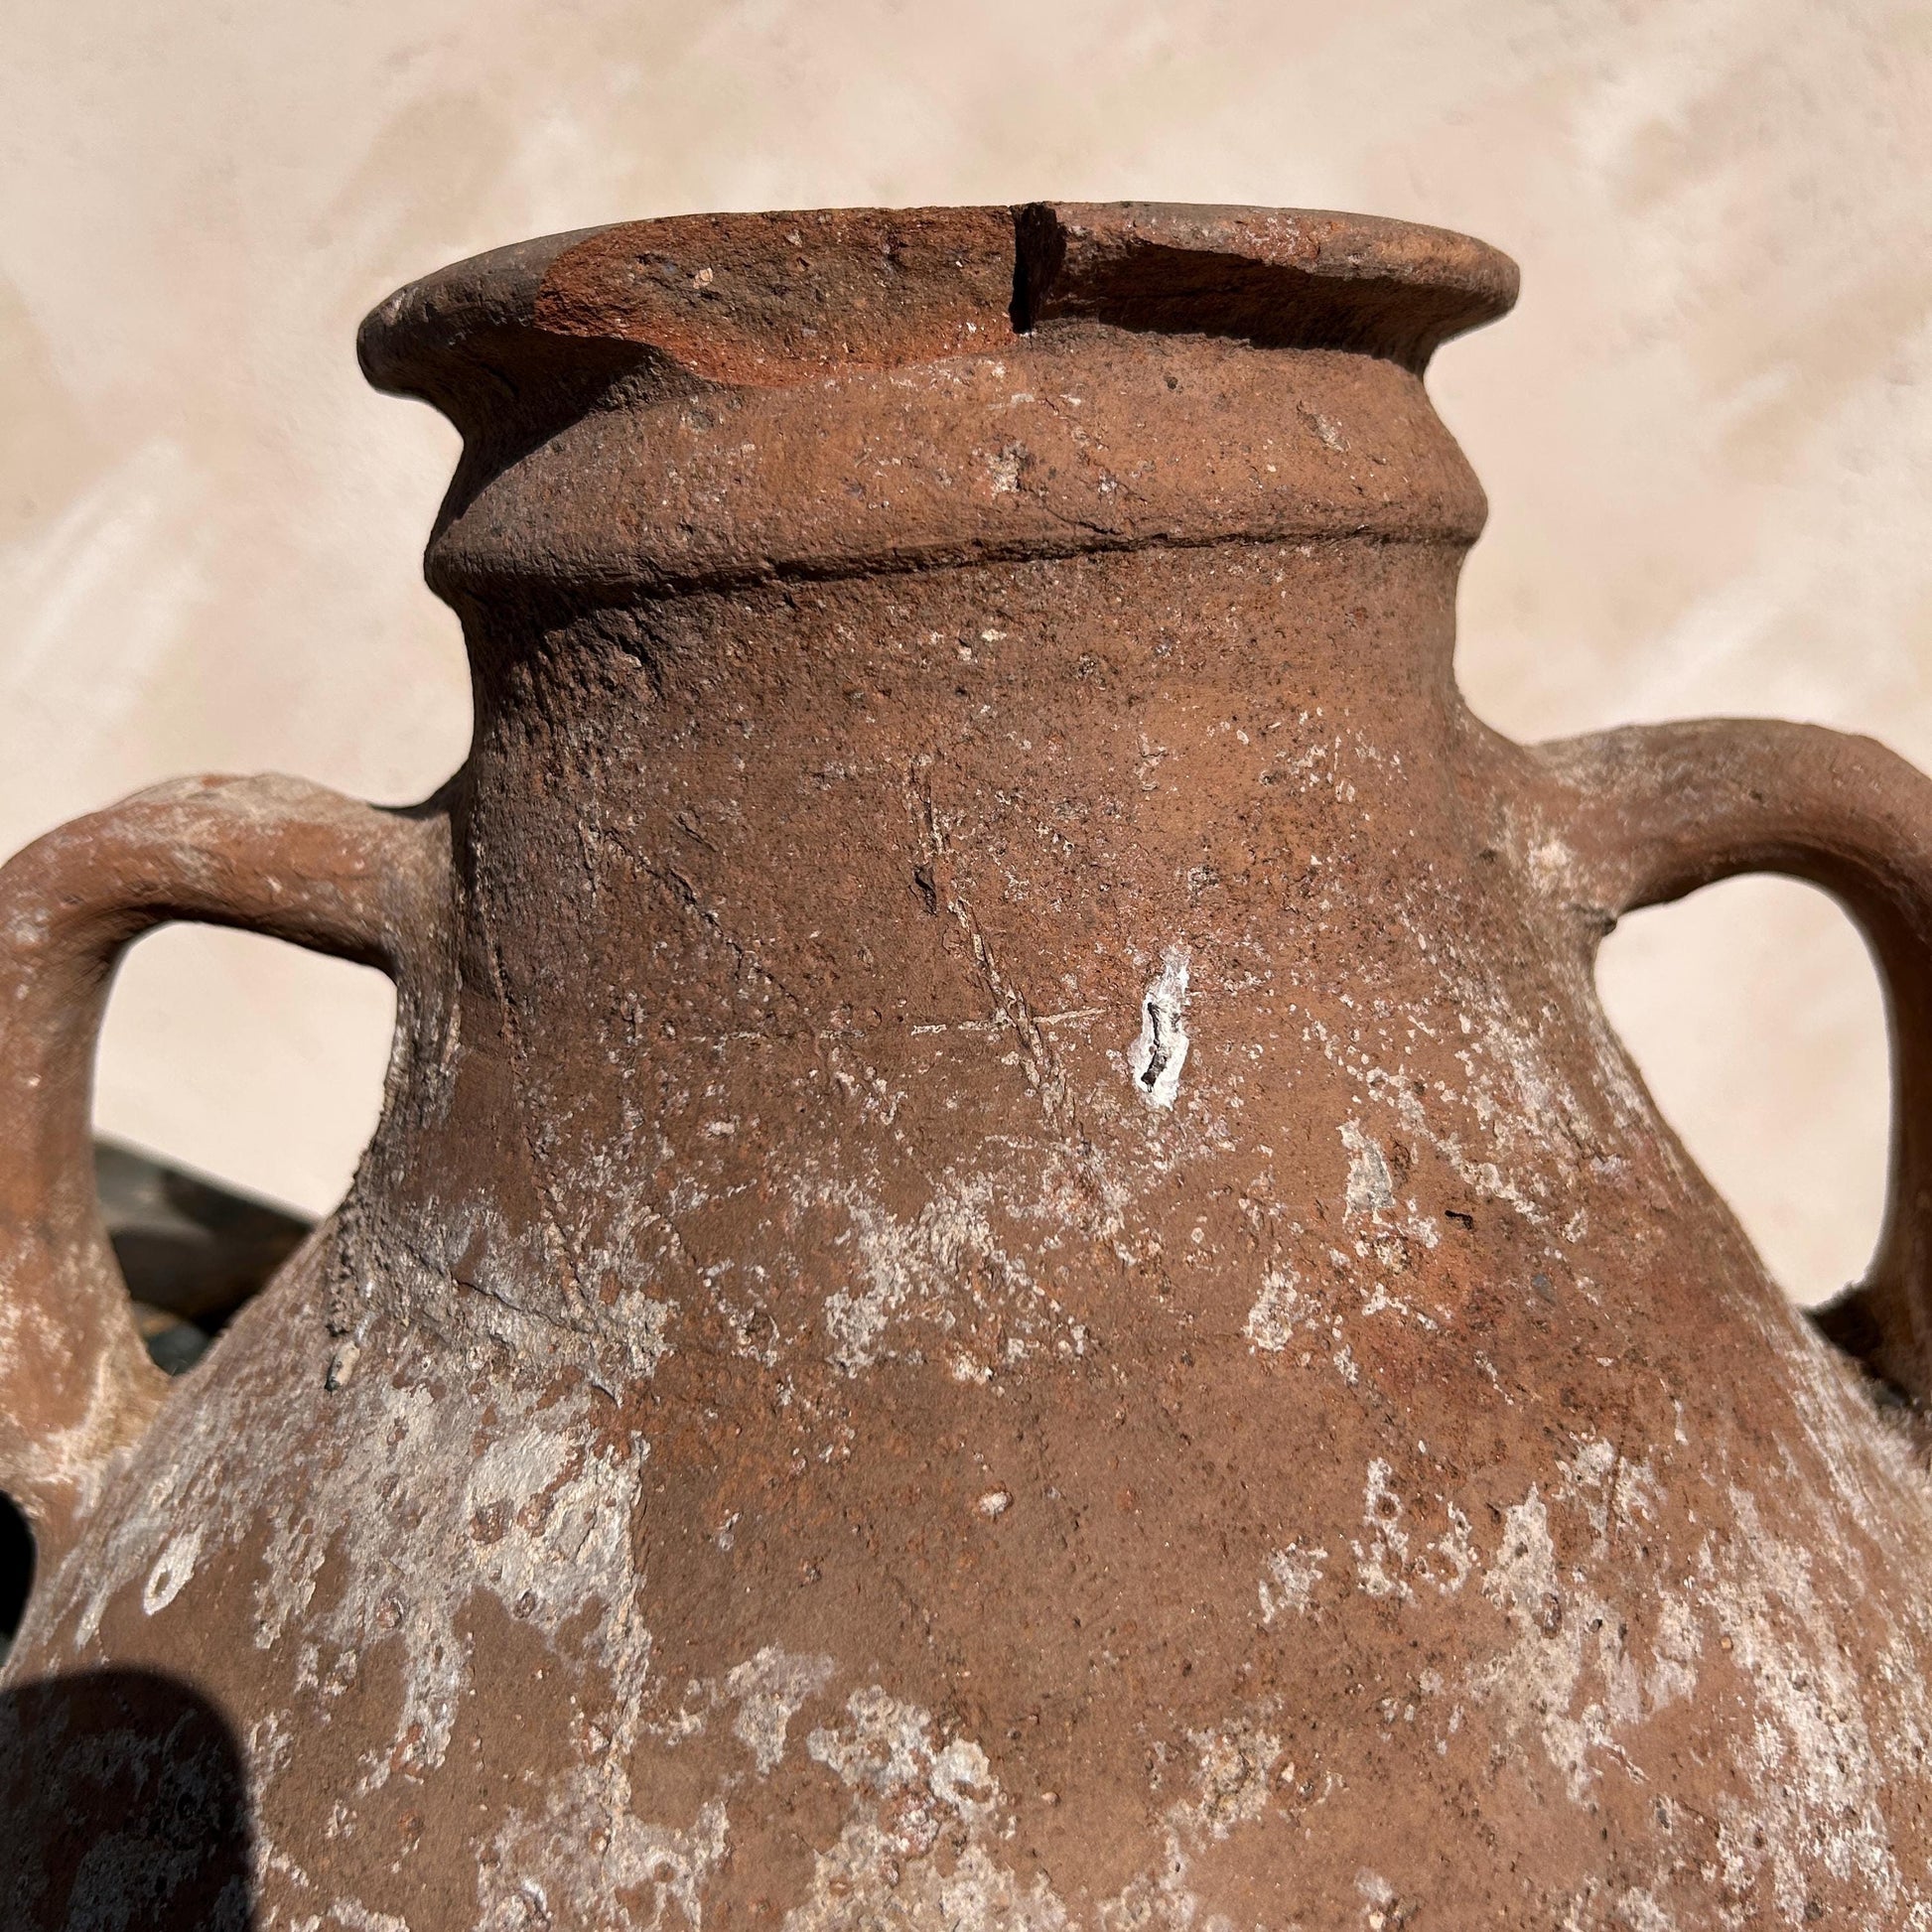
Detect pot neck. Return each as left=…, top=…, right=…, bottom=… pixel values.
left=449, top=537, right=1473, bottom=1039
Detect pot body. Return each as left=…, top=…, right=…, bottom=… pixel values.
left=6, top=205, right=1932, bottom=1931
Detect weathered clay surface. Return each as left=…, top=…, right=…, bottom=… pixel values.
left=6, top=203, right=1932, bottom=1927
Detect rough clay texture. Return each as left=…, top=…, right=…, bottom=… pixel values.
left=6, top=204, right=1932, bottom=1928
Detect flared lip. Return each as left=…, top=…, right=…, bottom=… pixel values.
left=358, top=201, right=1520, bottom=423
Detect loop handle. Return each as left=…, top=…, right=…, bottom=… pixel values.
left=1531, top=720, right=1932, bottom=1402
left=0, top=774, right=445, bottom=1565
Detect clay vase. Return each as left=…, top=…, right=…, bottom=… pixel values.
left=7, top=204, right=1932, bottom=1930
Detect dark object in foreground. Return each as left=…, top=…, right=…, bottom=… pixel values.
left=0, top=1670, right=252, bottom=1927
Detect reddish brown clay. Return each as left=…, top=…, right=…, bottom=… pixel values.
left=4, top=204, right=1932, bottom=1929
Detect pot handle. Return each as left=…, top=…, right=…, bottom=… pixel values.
left=1531, top=718, right=1932, bottom=1403
left=0, top=773, right=446, bottom=1566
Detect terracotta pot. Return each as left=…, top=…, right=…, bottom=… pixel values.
left=5, top=203, right=1932, bottom=1929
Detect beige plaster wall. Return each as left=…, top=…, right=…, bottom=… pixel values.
left=4, top=0, right=1928, bottom=1305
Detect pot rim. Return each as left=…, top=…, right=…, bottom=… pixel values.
left=357, top=201, right=1520, bottom=424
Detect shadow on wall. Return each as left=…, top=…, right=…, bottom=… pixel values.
left=0, top=1669, right=254, bottom=1928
